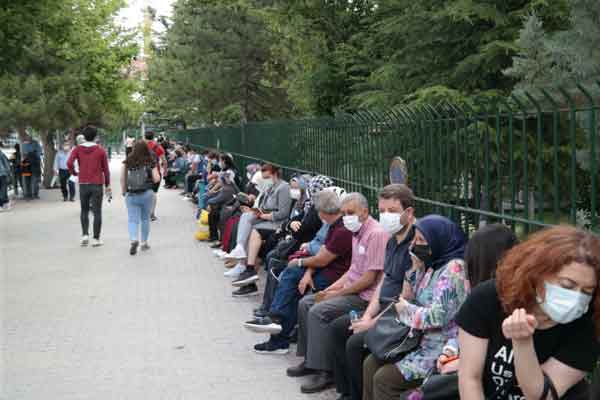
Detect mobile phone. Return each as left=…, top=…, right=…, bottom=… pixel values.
left=349, top=310, right=359, bottom=322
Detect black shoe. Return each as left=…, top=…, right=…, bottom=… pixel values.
left=300, top=371, right=335, bottom=394
left=232, top=283, right=259, bottom=298
left=232, top=269, right=258, bottom=287
left=209, top=242, right=222, bottom=249
left=63, top=197, right=68, bottom=202
left=130, top=241, right=139, bottom=255
left=253, top=307, right=268, bottom=318
left=243, top=315, right=282, bottom=334
left=69, top=198, right=75, bottom=202
left=151, top=215, right=157, bottom=221
left=286, top=361, right=316, bottom=378
left=253, top=340, right=289, bottom=355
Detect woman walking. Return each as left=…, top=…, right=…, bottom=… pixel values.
left=120, top=141, right=161, bottom=255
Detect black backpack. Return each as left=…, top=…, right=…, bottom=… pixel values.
left=127, top=166, right=151, bottom=192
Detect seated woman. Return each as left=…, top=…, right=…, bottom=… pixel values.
left=223, top=164, right=291, bottom=271
left=435, top=223, right=518, bottom=375
left=206, top=171, right=237, bottom=243
left=362, top=215, right=469, bottom=400
left=164, top=149, right=187, bottom=188
left=457, top=226, right=600, bottom=400
left=229, top=164, right=293, bottom=296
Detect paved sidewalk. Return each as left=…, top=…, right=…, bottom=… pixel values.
left=1, top=158, right=336, bottom=400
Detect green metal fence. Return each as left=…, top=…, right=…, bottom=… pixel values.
left=173, top=84, right=599, bottom=236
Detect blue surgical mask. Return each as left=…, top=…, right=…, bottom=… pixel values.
left=537, top=282, right=592, bottom=324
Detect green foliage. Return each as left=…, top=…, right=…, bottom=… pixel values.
left=506, top=0, right=600, bottom=87
left=146, top=0, right=292, bottom=124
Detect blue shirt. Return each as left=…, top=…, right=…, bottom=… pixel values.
left=21, top=140, right=42, bottom=158
left=54, top=150, right=70, bottom=170
left=379, top=226, right=415, bottom=302
left=308, top=223, right=330, bottom=256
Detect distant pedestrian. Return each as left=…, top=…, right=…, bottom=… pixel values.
left=8, top=144, right=22, bottom=197
left=143, top=131, right=166, bottom=221
left=121, top=140, right=161, bottom=255
left=54, top=142, right=76, bottom=201
left=125, top=136, right=134, bottom=157
left=67, top=126, right=111, bottom=247
left=20, top=135, right=42, bottom=200
left=0, top=149, right=12, bottom=211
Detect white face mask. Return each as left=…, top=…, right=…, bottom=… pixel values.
left=262, top=178, right=274, bottom=190
left=537, top=282, right=592, bottom=324
left=379, top=211, right=406, bottom=235
left=290, top=188, right=301, bottom=200
left=219, top=161, right=225, bottom=169
left=343, top=215, right=362, bottom=233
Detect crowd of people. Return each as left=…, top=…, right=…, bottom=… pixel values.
left=2, top=130, right=600, bottom=399
left=185, top=147, right=600, bottom=400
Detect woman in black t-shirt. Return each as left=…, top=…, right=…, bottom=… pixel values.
left=457, top=226, right=600, bottom=400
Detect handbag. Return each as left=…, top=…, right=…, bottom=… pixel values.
left=365, top=302, right=423, bottom=363
left=421, top=373, right=459, bottom=400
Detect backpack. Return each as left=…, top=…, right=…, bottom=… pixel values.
left=127, top=166, right=151, bottom=192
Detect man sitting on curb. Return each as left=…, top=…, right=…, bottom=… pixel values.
left=289, top=192, right=389, bottom=394
left=243, top=188, right=352, bottom=354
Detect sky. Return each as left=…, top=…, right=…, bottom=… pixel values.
left=117, top=0, right=174, bottom=32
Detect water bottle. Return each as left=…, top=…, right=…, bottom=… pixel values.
left=349, top=310, right=359, bottom=322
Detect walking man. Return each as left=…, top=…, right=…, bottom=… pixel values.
left=54, top=141, right=76, bottom=201
left=67, top=126, right=111, bottom=247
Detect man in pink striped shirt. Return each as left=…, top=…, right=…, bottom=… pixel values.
left=290, top=192, right=390, bottom=394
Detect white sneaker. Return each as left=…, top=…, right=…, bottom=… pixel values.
left=81, top=235, right=89, bottom=247
left=92, top=239, right=103, bottom=247
left=225, top=245, right=247, bottom=259
left=224, top=263, right=246, bottom=278
left=213, top=250, right=226, bottom=257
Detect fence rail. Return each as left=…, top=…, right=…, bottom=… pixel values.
left=173, top=84, right=599, bottom=236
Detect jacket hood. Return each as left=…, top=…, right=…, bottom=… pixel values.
left=79, top=143, right=100, bottom=154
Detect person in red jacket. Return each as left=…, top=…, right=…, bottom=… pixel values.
left=67, top=126, right=111, bottom=247
left=143, top=131, right=166, bottom=221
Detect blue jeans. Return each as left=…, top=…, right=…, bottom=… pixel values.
left=197, top=182, right=207, bottom=209
left=126, top=190, right=153, bottom=242
left=268, top=265, right=331, bottom=348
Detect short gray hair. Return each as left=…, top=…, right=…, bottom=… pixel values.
left=341, top=192, right=368, bottom=209
left=315, top=190, right=341, bottom=215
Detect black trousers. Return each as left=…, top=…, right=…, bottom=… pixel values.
left=58, top=169, right=76, bottom=200
left=79, top=184, right=103, bottom=239
left=208, top=206, right=221, bottom=241
left=332, top=314, right=369, bottom=400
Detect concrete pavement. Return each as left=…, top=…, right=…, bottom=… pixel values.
left=1, top=157, right=337, bottom=400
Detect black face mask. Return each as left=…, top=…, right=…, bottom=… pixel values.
left=411, top=244, right=433, bottom=267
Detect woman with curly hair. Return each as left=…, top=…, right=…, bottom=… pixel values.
left=457, top=226, right=600, bottom=400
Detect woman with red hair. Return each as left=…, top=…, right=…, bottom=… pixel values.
left=457, top=226, right=600, bottom=399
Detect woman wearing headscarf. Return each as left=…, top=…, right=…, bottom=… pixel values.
left=362, top=215, right=469, bottom=400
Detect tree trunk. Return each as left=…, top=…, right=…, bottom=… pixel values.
left=39, top=131, right=57, bottom=189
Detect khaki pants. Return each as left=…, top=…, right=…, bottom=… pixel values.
left=362, top=354, right=421, bottom=400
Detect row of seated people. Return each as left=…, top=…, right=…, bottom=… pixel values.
left=195, top=155, right=600, bottom=400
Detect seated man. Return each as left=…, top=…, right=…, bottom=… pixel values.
left=288, top=192, right=389, bottom=394
left=331, top=184, right=416, bottom=400
left=243, top=189, right=353, bottom=354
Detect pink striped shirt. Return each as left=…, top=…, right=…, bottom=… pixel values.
left=343, top=216, right=389, bottom=301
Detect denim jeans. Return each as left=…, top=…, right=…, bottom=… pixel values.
left=126, top=190, right=153, bottom=242
left=268, top=265, right=331, bottom=348
left=0, top=175, right=8, bottom=206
